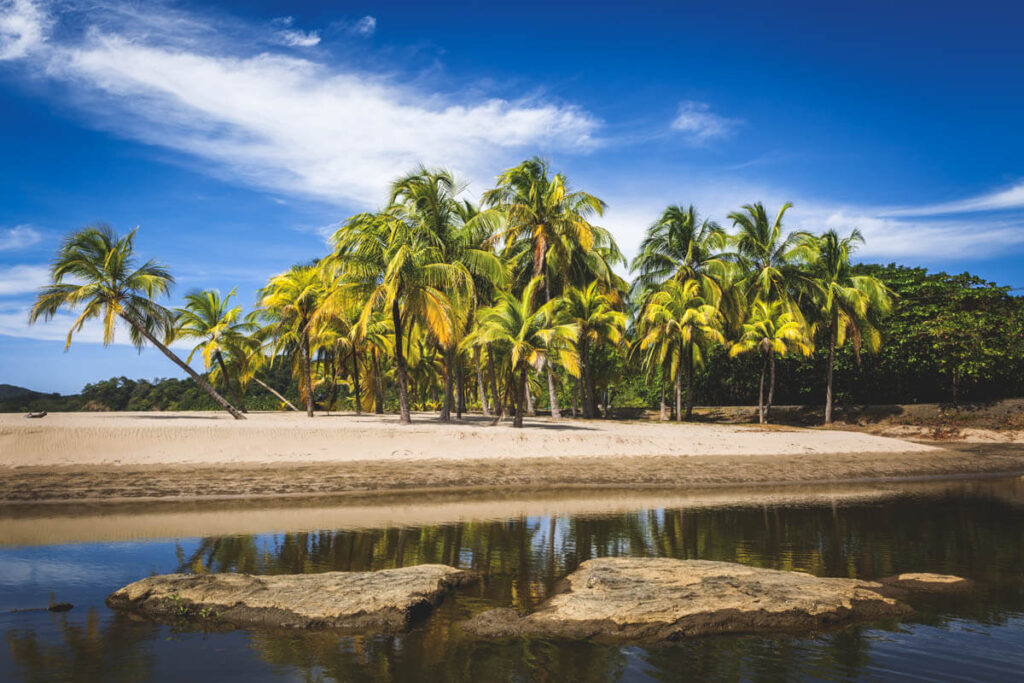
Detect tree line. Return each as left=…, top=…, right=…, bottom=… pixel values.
left=27, top=158, right=1024, bottom=423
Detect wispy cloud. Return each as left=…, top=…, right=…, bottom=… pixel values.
left=0, top=264, right=49, bottom=295
left=271, top=16, right=319, bottom=47
left=670, top=100, right=740, bottom=144
left=0, top=225, right=42, bottom=250
left=0, top=0, right=47, bottom=59
left=882, top=181, right=1024, bottom=217
left=0, top=1, right=598, bottom=208
left=352, top=16, right=375, bottom=37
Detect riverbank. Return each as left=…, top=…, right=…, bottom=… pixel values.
left=3, top=411, right=1024, bottom=503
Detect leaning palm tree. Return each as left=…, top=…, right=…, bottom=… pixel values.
left=729, top=298, right=813, bottom=424
left=727, top=202, right=815, bottom=306
left=810, top=229, right=893, bottom=424
left=483, top=157, right=605, bottom=418
left=638, top=279, right=725, bottom=421
left=259, top=265, right=324, bottom=417
left=29, top=225, right=244, bottom=419
left=174, top=288, right=256, bottom=413
left=469, top=277, right=579, bottom=427
left=559, top=282, right=627, bottom=418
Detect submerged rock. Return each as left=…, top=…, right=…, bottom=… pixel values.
left=107, top=564, right=473, bottom=632
left=879, top=572, right=975, bottom=594
left=464, top=558, right=969, bottom=643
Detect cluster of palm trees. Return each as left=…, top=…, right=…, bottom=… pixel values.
left=31, top=158, right=891, bottom=426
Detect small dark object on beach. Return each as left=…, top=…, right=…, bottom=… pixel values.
left=25, top=411, right=47, bottom=418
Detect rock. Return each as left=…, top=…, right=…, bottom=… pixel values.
left=879, top=572, right=974, bottom=594
left=464, top=558, right=917, bottom=643
left=107, top=564, right=473, bottom=632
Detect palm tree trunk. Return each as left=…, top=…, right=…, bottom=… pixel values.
left=759, top=353, right=768, bottom=425
left=659, top=370, right=667, bottom=421
left=474, top=347, right=489, bottom=417
left=372, top=348, right=384, bottom=414
left=824, top=323, right=836, bottom=425
left=253, top=378, right=297, bottom=411
left=684, top=342, right=695, bottom=421
left=122, top=314, right=244, bottom=419
left=580, top=339, right=592, bottom=418
left=488, top=345, right=500, bottom=418
left=456, top=359, right=466, bottom=419
left=767, top=353, right=777, bottom=423
left=441, top=346, right=453, bottom=422
left=675, top=354, right=683, bottom=423
left=514, top=364, right=527, bottom=428
left=301, top=330, right=314, bottom=417
left=351, top=347, right=362, bottom=415
left=214, top=351, right=247, bottom=413
left=526, top=379, right=535, bottom=416
left=542, top=276, right=562, bottom=419
left=392, top=300, right=411, bottom=424
left=326, top=354, right=339, bottom=414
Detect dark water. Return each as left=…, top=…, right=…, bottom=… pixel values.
left=2, top=478, right=1024, bottom=682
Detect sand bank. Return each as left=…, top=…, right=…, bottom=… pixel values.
left=1, top=410, right=938, bottom=467
left=3, top=412, right=1022, bottom=504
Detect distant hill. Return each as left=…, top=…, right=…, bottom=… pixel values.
left=0, top=384, right=51, bottom=401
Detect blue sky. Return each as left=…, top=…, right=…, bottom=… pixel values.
left=1, top=0, right=1022, bottom=394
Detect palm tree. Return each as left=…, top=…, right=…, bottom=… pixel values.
left=259, top=265, right=324, bottom=417
left=559, top=282, right=626, bottom=418
left=637, top=279, right=725, bottom=421
left=469, top=277, right=579, bottom=427
left=810, top=229, right=893, bottom=424
left=174, top=288, right=255, bottom=413
left=389, top=168, right=503, bottom=420
left=328, top=211, right=472, bottom=424
left=729, top=299, right=813, bottom=424
left=727, top=202, right=815, bottom=305
left=29, top=225, right=244, bottom=419
left=631, top=205, right=731, bottom=300
left=483, top=157, right=605, bottom=418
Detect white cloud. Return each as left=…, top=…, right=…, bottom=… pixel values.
left=0, top=225, right=42, bottom=250
left=597, top=179, right=1024, bottom=267
left=670, top=101, right=740, bottom=144
left=1, top=1, right=598, bottom=208
left=882, top=181, right=1024, bottom=217
left=353, top=16, right=375, bottom=37
left=0, top=264, right=49, bottom=295
left=277, top=29, right=319, bottom=47
left=0, top=0, right=47, bottom=60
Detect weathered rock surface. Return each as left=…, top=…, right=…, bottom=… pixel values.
left=107, top=564, right=473, bottom=632
left=463, top=558, right=968, bottom=643
left=879, top=572, right=975, bottom=594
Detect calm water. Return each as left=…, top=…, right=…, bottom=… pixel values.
left=2, top=478, right=1024, bottom=682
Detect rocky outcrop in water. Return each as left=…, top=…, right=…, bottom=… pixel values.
left=878, top=572, right=975, bottom=594
left=463, top=558, right=969, bottom=643
left=107, top=564, right=473, bottom=632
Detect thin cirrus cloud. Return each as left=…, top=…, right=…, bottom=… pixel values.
left=670, top=100, right=741, bottom=144
left=0, top=1, right=599, bottom=208
left=0, top=225, right=42, bottom=250
left=880, top=181, right=1024, bottom=217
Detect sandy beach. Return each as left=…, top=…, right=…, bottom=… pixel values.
left=2, top=411, right=1023, bottom=503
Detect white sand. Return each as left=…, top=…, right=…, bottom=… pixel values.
left=0, top=410, right=937, bottom=468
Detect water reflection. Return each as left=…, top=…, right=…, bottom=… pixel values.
left=3, top=477, right=1024, bottom=682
